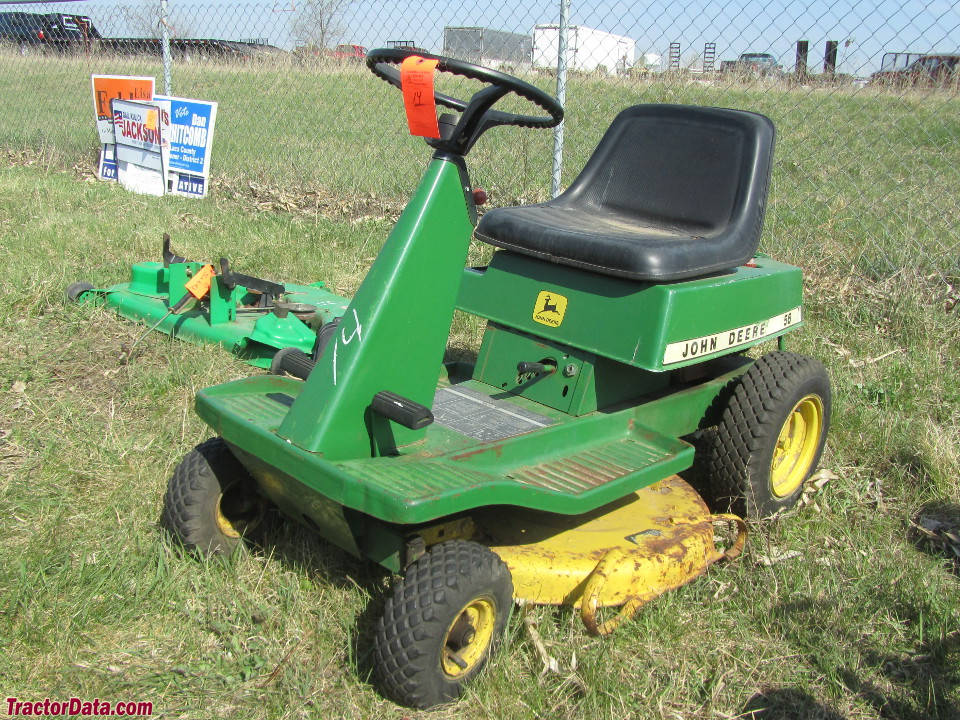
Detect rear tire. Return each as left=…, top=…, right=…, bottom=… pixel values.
left=162, top=437, right=268, bottom=555
left=709, top=352, right=831, bottom=518
left=373, top=541, right=513, bottom=708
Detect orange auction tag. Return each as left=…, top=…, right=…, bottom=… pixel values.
left=400, top=56, right=441, bottom=139
left=185, top=264, right=215, bottom=299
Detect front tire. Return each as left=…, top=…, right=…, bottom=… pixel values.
left=373, top=541, right=513, bottom=708
left=162, top=437, right=268, bottom=554
left=709, top=352, right=831, bottom=517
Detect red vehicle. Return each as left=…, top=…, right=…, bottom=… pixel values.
left=870, top=53, right=960, bottom=87
left=327, top=43, right=366, bottom=61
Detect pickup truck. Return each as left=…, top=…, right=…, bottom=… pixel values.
left=0, top=12, right=47, bottom=51
left=327, top=44, right=367, bottom=61
left=0, top=11, right=96, bottom=52
left=720, top=52, right=783, bottom=77
left=0, top=11, right=100, bottom=52
left=870, top=53, right=960, bottom=87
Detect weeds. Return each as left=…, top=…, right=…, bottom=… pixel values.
left=0, top=55, right=958, bottom=719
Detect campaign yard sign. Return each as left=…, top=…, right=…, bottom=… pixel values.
left=155, top=95, right=218, bottom=198
left=92, top=75, right=155, bottom=143
left=97, top=144, right=117, bottom=181
left=92, top=75, right=154, bottom=181
left=111, top=98, right=171, bottom=197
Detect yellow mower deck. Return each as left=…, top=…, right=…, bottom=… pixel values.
left=475, top=475, right=746, bottom=635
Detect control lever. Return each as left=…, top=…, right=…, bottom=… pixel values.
left=517, top=361, right=556, bottom=375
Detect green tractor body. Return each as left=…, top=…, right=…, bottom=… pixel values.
left=79, top=49, right=831, bottom=708
left=193, top=150, right=805, bottom=571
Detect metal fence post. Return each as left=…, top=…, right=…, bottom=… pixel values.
left=160, top=0, right=172, bottom=95
left=550, top=0, right=570, bottom=198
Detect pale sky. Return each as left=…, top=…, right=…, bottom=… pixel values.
left=14, top=0, right=960, bottom=74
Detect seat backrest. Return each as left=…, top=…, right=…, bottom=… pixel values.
left=561, top=104, right=774, bottom=243
left=474, top=104, right=776, bottom=281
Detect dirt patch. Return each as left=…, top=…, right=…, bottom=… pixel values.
left=6, top=147, right=406, bottom=225
left=215, top=175, right=406, bottom=223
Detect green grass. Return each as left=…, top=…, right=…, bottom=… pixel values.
left=2, top=52, right=958, bottom=276
left=0, top=52, right=958, bottom=719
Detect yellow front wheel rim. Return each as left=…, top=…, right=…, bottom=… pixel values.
left=215, top=495, right=243, bottom=538
left=215, top=486, right=264, bottom=539
left=771, top=394, right=824, bottom=498
left=441, top=597, right=497, bottom=678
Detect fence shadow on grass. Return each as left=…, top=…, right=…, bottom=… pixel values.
left=909, top=500, right=960, bottom=577
left=741, top=687, right=846, bottom=720
left=771, top=595, right=960, bottom=720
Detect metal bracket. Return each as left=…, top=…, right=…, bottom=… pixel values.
left=162, top=233, right=189, bottom=266
left=218, top=258, right=286, bottom=297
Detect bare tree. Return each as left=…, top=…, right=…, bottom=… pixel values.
left=120, top=1, right=196, bottom=39
left=290, top=0, right=353, bottom=49
left=684, top=51, right=702, bottom=71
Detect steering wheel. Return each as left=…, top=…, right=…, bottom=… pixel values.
left=365, top=48, right=563, bottom=154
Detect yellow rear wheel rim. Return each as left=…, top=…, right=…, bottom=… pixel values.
left=441, top=597, right=497, bottom=678
left=771, top=394, right=824, bottom=498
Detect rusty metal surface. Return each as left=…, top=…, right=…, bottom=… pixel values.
left=477, top=475, right=747, bottom=630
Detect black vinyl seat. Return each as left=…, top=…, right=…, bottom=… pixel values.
left=475, top=104, right=776, bottom=281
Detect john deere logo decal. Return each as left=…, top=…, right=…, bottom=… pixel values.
left=532, top=291, right=568, bottom=327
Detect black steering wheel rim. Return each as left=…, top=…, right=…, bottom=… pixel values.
left=365, top=47, right=563, bottom=131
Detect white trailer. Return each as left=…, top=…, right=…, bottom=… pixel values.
left=443, top=27, right=532, bottom=71
left=532, top=25, right=634, bottom=74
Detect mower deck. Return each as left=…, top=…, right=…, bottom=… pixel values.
left=479, top=474, right=745, bottom=633
left=97, top=262, right=349, bottom=367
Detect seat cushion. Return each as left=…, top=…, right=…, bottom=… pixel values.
left=475, top=104, right=775, bottom=281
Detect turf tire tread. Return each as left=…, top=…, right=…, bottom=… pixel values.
left=161, top=437, right=246, bottom=554
left=373, top=540, right=512, bottom=708
left=709, top=351, right=830, bottom=517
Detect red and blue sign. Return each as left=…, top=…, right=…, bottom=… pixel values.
left=155, top=95, right=218, bottom=197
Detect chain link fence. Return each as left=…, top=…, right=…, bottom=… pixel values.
left=0, top=1, right=958, bottom=294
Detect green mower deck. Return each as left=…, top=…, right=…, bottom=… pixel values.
left=80, top=260, right=349, bottom=367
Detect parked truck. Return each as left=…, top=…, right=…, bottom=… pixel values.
left=327, top=43, right=366, bottom=61
left=720, top=52, right=783, bottom=77
left=532, top=25, right=634, bottom=74
left=0, top=11, right=100, bottom=52
left=870, top=52, right=960, bottom=87
left=1, top=11, right=282, bottom=60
